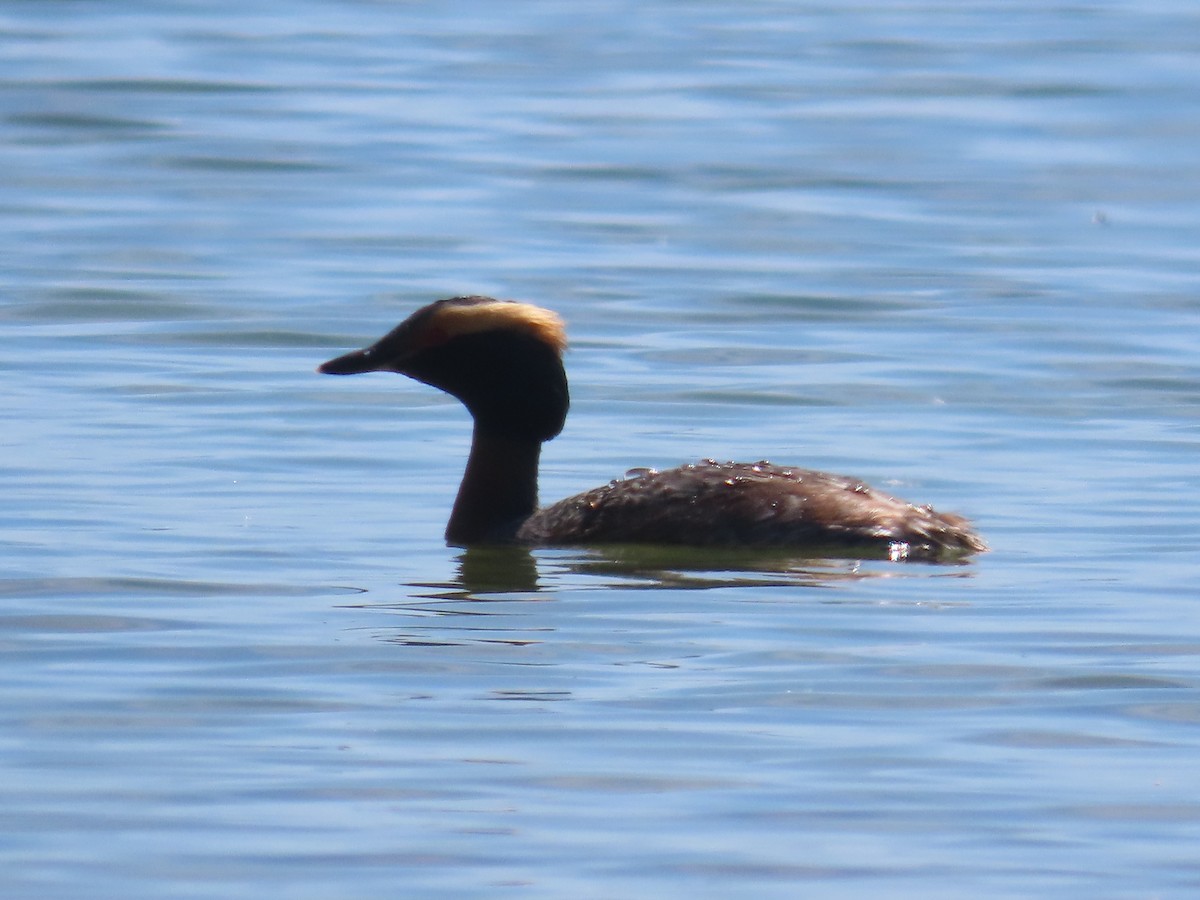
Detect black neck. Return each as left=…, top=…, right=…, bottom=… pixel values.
left=445, top=427, right=541, bottom=545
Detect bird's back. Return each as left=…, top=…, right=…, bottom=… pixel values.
left=519, top=459, right=985, bottom=561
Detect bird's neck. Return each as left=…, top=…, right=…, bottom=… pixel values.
left=445, top=427, right=541, bottom=545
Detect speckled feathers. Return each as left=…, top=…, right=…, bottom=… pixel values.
left=519, top=460, right=987, bottom=561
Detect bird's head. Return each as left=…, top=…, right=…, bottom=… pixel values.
left=319, top=296, right=569, bottom=442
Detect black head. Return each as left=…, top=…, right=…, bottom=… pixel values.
left=319, top=296, right=570, bottom=442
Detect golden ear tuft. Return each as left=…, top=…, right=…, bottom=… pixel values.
left=428, top=299, right=567, bottom=355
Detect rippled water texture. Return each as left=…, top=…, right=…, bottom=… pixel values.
left=3, top=2, right=1200, bottom=897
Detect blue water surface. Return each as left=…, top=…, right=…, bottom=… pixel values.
left=3, top=1, right=1200, bottom=897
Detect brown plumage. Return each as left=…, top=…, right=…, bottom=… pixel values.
left=319, top=296, right=986, bottom=562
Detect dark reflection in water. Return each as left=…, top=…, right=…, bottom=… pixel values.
left=454, top=545, right=542, bottom=593
left=339, top=544, right=979, bottom=648
left=394, top=543, right=982, bottom=598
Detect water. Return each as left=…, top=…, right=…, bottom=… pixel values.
left=4, top=1, right=1200, bottom=897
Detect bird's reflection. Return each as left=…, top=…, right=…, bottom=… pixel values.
left=347, top=545, right=977, bottom=648
left=454, top=545, right=542, bottom=593
left=450, top=542, right=979, bottom=595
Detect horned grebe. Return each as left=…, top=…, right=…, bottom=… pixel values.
left=318, top=296, right=986, bottom=561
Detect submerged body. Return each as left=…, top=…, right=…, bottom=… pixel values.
left=319, top=296, right=986, bottom=562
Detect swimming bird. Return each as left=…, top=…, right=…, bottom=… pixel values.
left=319, top=296, right=986, bottom=561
